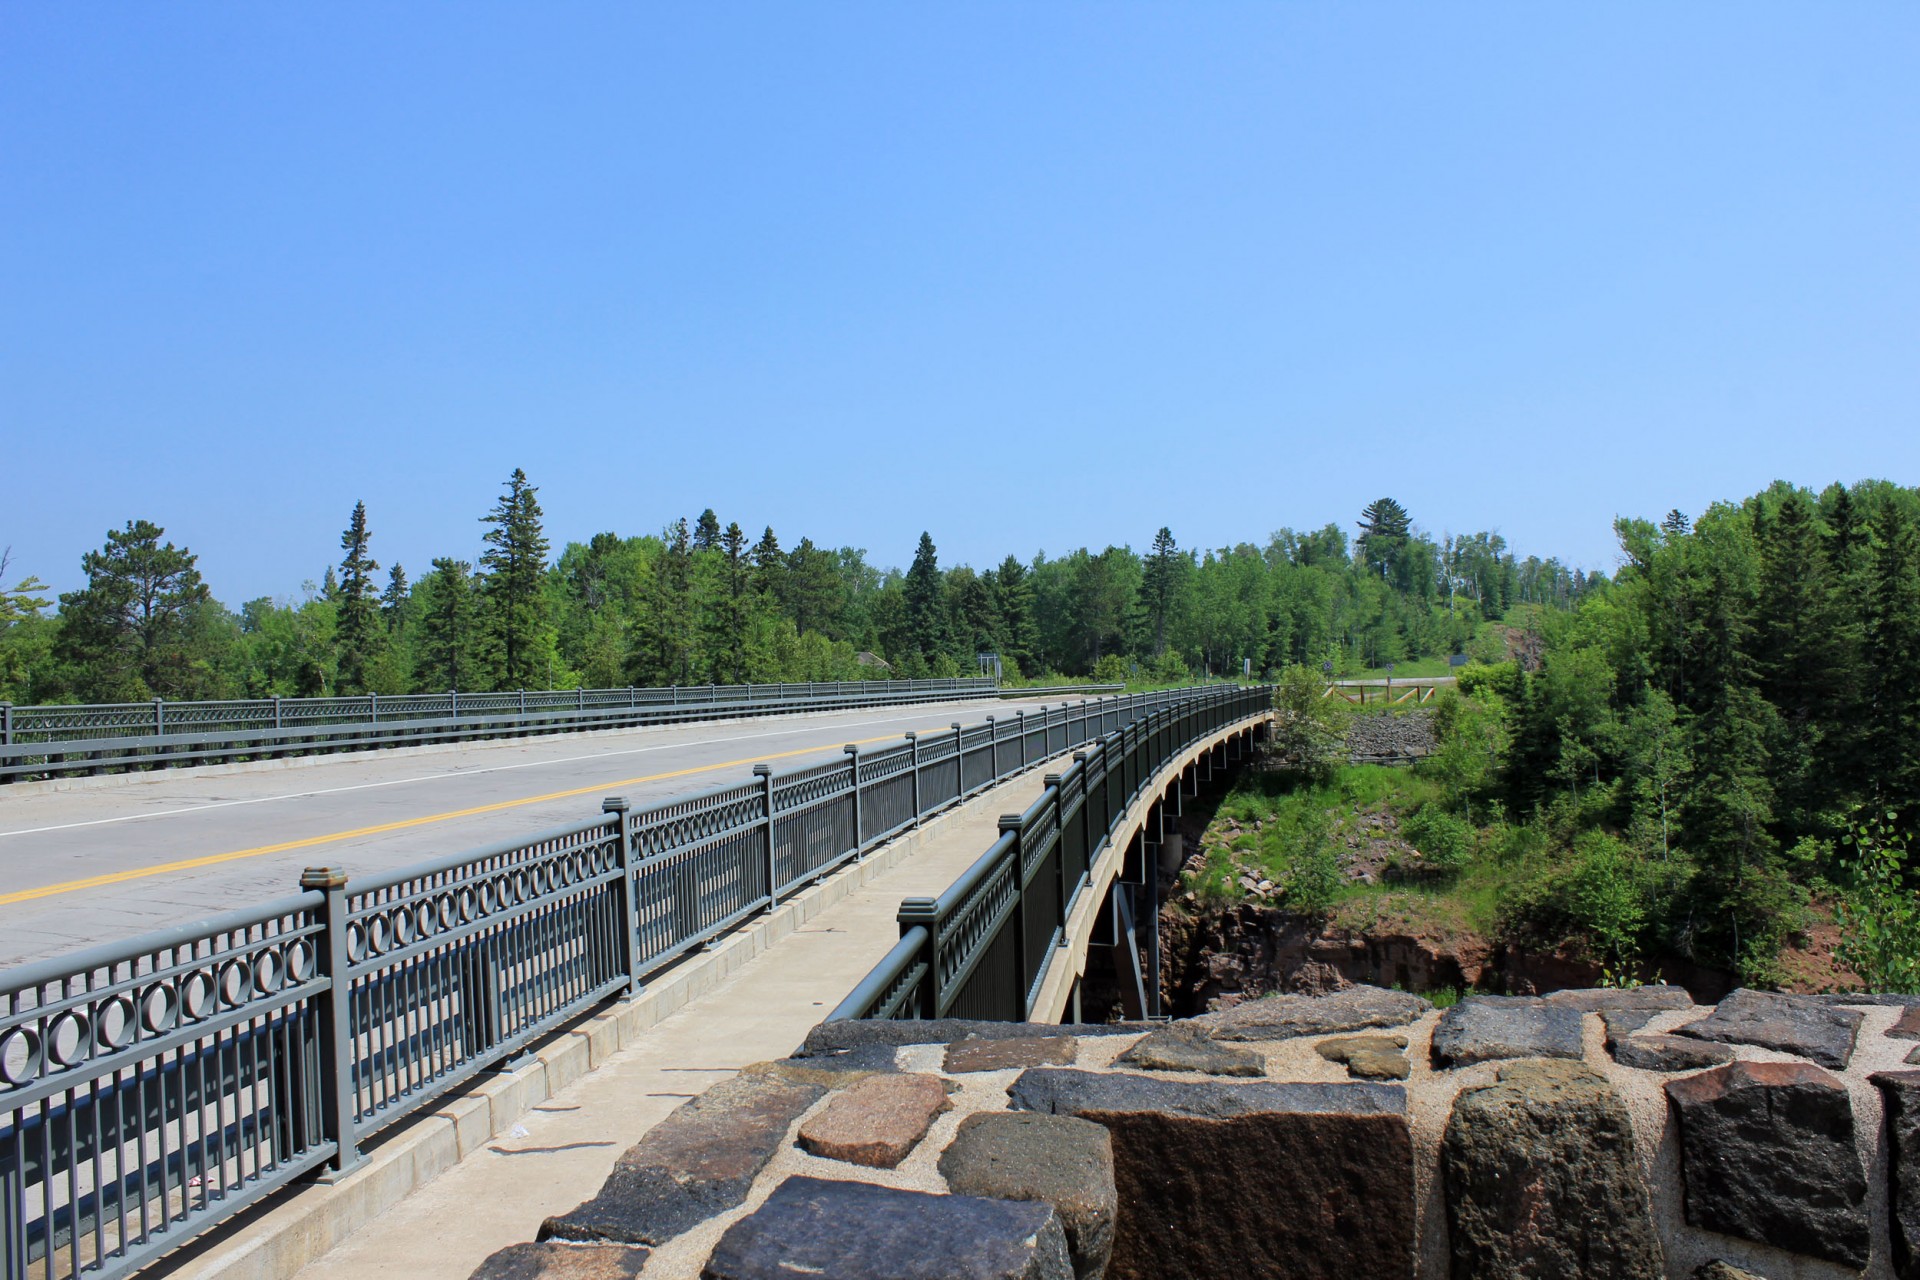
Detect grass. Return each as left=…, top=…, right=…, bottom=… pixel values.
left=1338, top=657, right=1463, bottom=681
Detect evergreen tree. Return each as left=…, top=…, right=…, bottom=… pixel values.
left=55, top=520, right=214, bottom=700
left=479, top=468, right=553, bottom=689
left=632, top=518, right=695, bottom=684
left=902, top=532, right=946, bottom=667
left=786, top=538, right=842, bottom=637
left=382, top=564, right=410, bottom=633
left=752, top=526, right=786, bottom=606
left=1863, top=497, right=1920, bottom=825
left=1356, top=498, right=1412, bottom=580
left=693, top=508, right=722, bottom=552
left=707, top=521, right=751, bottom=682
left=991, top=555, right=1037, bottom=677
left=1141, top=527, right=1185, bottom=657
left=334, top=500, right=381, bottom=692
left=416, top=558, right=488, bottom=691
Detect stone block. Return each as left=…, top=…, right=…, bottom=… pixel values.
left=946, top=1035, right=1078, bottom=1073
left=1443, top=1060, right=1663, bottom=1279
left=796, top=1019, right=1141, bottom=1057
left=469, top=1242, right=649, bottom=1279
left=1892, top=1005, right=1920, bottom=1041
left=1430, top=996, right=1584, bottom=1068
left=1666, top=1060, right=1868, bottom=1268
left=540, top=1073, right=824, bottom=1246
left=701, top=1176, right=1072, bottom=1280
left=1673, top=988, right=1862, bottom=1069
left=1009, top=1068, right=1414, bottom=1280
left=1315, top=1033, right=1411, bottom=1080
left=1873, top=1069, right=1920, bottom=1280
left=1693, top=1265, right=1768, bottom=1280
left=939, top=1112, right=1116, bottom=1280
left=796, top=1072, right=951, bottom=1168
left=1114, top=1025, right=1264, bottom=1076
left=743, top=1043, right=899, bottom=1088
left=1610, top=1033, right=1733, bottom=1073
left=1183, top=983, right=1429, bottom=1042
left=1540, top=984, right=1695, bottom=1013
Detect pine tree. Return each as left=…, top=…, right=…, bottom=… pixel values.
left=335, top=501, right=381, bottom=693
left=382, top=564, right=410, bottom=633
left=632, top=518, right=694, bottom=684
left=1754, top=489, right=1842, bottom=834
left=416, top=558, right=487, bottom=691
left=902, top=532, right=946, bottom=666
left=752, top=526, right=786, bottom=606
left=1141, top=527, right=1184, bottom=657
left=480, top=469, right=552, bottom=689
left=1356, top=499, right=1411, bottom=580
left=992, top=555, right=1037, bottom=677
left=693, top=508, right=721, bottom=552
left=786, top=538, right=842, bottom=638
left=1863, top=497, right=1920, bottom=825
left=707, top=521, right=751, bottom=682
left=55, top=520, right=213, bottom=700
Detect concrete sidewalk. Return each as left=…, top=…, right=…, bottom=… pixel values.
left=160, top=769, right=1050, bottom=1280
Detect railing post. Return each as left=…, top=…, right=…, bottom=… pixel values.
left=898, top=897, right=940, bottom=1017
left=1047, top=772, right=1070, bottom=930
left=518, top=689, right=527, bottom=717
left=299, top=865, right=364, bottom=1176
left=987, top=715, right=998, bottom=780
left=154, top=697, right=164, bottom=736
left=1000, top=814, right=1028, bottom=1018
left=952, top=722, right=964, bottom=797
left=1, top=700, right=10, bottom=748
left=449, top=688, right=458, bottom=718
left=369, top=693, right=378, bottom=724
left=1015, top=710, right=1026, bottom=771
left=844, top=744, right=862, bottom=852
left=906, top=732, right=921, bottom=827
left=603, top=797, right=643, bottom=995
left=754, top=764, right=778, bottom=903
left=271, top=694, right=282, bottom=730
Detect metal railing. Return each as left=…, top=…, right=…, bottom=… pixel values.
left=0, top=684, right=1229, bottom=1280
left=830, top=683, right=1273, bottom=1023
left=0, top=678, right=1009, bottom=783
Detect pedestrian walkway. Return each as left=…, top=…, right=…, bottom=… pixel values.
left=163, top=770, right=1050, bottom=1280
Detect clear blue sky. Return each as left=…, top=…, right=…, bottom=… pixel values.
left=5, top=5, right=1916, bottom=603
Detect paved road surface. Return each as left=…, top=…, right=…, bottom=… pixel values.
left=0, top=696, right=1065, bottom=969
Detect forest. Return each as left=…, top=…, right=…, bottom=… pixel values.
left=0, top=473, right=1591, bottom=705
left=1197, top=477, right=1920, bottom=992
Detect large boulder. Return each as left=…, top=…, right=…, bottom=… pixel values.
left=1430, top=996, right=1585, bottom=1068
left=1665, top=1061, right=1869, bottom=1268
left=541, top=1073, right=824, bottom=1246
left=701, top=1176, right=1073, bottom=1280
left=1008, top=1069, right=1414, bottom=1280
left=1610, top=1033, right=1735, bottom=1073
left=1672, top=989, right=1862, bottom=1069
left=1442, top=1059, right=1663, bottom=1280
left=939, top=1113, right=1117, bottom=1280
left=1873, top=1070, right=1920, bottom=1280
left=1182, top=984, right=1429, bottom=1041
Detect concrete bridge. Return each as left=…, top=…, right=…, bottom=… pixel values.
left=0, top=683, right=1270, bottom=1280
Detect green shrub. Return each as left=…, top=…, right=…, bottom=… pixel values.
left=1836, top=811, right=1920, bottom=994
left=1402, top=806, right=1475, bottom=871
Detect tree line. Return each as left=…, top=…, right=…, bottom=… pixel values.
left=1417, top=478, right=1920, bottom=985
left=0, top=470, right=1594, bottom=705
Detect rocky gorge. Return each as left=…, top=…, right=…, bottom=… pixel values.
left=466, top=984, right=1920, bottom=1280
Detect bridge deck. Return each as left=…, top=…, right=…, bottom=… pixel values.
left=154, top=769, right=1049, bottom=1280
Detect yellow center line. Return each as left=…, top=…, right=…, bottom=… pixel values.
left=0, top=729, right=932, bottom=907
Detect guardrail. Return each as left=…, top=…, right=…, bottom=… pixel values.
left=830, top=683, right=1273, bottom=1023
left=0, top=678, right=1013, bottom=783
left=0, top=684, right=1229, bottom=1280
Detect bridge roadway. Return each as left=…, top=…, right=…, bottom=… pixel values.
left=0, top=695, right=1062, bottom=970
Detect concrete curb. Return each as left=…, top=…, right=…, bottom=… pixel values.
left=150, top=763, right=1073, bottom=1280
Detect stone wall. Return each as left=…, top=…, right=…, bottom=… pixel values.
left=1347, top=709, right=1436, bottom=764
left=466, top=988, right=1920, bottom=1280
